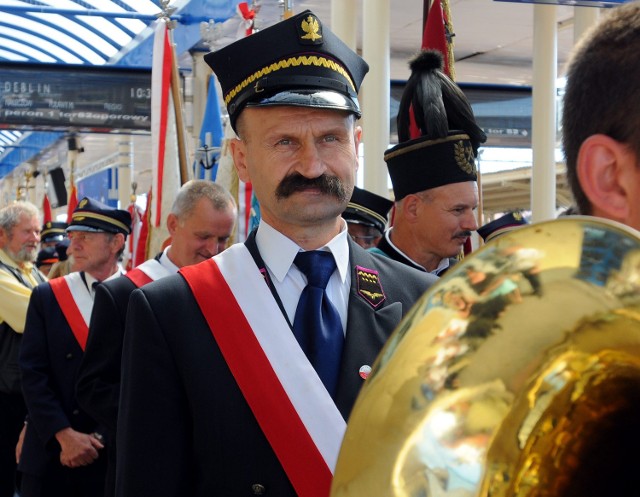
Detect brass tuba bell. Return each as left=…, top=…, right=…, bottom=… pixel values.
left=331, top=217, right=640, bottom=497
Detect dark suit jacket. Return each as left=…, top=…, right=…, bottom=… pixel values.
left=76, top=276, right=138, bottom=497
left=76, top=276, right=138, bottom=435
left=18, top=280, right=106, bottom=478
left=116, top=239, right=437, bottom=497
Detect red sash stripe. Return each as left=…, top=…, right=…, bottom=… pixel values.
left=49, top=277, right=89, bottom=351
left=181, top=259, right=333, bottom=497
left=125, top=268, right=154, bottom=288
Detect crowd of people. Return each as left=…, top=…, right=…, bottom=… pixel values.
left=0, top=2, right=639, bottom=496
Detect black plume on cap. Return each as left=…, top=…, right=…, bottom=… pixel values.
left=385, top=50, right=487, bottom=200
left=397, top=50, right=486, bottom=154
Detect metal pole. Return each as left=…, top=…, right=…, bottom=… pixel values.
left=531, top=4, right=557, bottom=223
left=362, top=0, right=391, bottom=197
left=331, top=0, right=358, bottom=50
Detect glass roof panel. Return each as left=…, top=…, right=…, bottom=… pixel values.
left=0, top=36, right=61, bottom=63
left=3, top=12, right=105, bottom=63
left=75, top=15, right=133, bottom=48
left=0, top=26, right=82, bottom=62
left=32, top=14, right=119, bottom=59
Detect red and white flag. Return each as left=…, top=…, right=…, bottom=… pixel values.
left=150, top=20, right=189, bottom=253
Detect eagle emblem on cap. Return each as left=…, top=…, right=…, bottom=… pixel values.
left=300, top=15, right=322, bottom=42
left=454, top=140, right=476, bottom=175
left=78, top=198, right=89, bottom=208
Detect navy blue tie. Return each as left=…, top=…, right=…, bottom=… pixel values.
left=293, top=251, right=344, bottom=397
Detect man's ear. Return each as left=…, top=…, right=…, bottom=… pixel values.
left=230, top=138, right=250, bottom=183
left=401, top=195, right=422, bottom=222
left=577, top=134, right=633, bottom=221
left=166, top=213, right=178, bottom=236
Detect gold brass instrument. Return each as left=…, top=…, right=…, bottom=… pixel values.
left=331, top=217, right=640, bottom=497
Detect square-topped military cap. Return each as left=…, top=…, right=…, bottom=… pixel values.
left=67, top=197, right=131, bottom=236
left=204, top=10, right=369, bottom=132
left=342, top=186, right=394, bottom=235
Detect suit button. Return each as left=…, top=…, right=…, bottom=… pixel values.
left=72, top=409, right=80, bottom=416
left=66, top=353, right=73, bottom=360
left=251, top=483, right=266, bottom=495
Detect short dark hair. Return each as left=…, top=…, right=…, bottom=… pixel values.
left=562, top=2, right=640, bottom=215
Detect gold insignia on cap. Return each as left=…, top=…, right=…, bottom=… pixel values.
left=300, top=15, right=322, bottom=42
left=79, top=198, right=88, bottom=208
left=45, top=222, right=52, bottom=228
left=454, top=140, right=476, bottom=175
left=513, top=211, right=523, bottom=221
left=356, top=266, right=386, bottom=309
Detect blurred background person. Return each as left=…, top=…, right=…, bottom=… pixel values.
left=34, top=247, right=59, bottom=278
left=342, top=186, right=393, bottom=249
left=0, top=201, right=45, bottom=497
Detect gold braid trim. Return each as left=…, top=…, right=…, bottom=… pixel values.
left=224, top=55, right=355, bottom=106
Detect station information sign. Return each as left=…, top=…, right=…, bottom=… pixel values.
left=0, top=63, right=151, bottom=131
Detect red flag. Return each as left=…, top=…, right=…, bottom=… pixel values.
left=422, top=0, right=453, bottom=74
left=126, top=190, right=151, bottom=269
left=422, top=0, right=454, bottom=78
left=66, top=184, right=78, bottom=224
left=42, top=193, right=52, bottom=223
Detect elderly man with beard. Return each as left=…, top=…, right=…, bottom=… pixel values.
left=116, top=10, right=437, bottom=497
left=0, top=201, right=46, bottom=497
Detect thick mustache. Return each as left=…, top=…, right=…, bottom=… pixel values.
left=276, top=173, right=348, bottom=201
left=455, top=231, right=472, bottom=238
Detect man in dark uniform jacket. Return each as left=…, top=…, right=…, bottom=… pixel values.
left=75, top=180, right=236, bottom=497
left=373, top=50, right=487, bottom=277
left=19, top=198, right=131, bottom=497
left=116, top=10, right=437, bottom=497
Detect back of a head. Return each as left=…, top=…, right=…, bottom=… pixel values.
left=562, top=2, right=640, bottom=215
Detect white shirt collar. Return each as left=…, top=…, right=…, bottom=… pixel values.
left=255, top=219, right=350, bottom=283
left=159, top=245, right=180, bottom=273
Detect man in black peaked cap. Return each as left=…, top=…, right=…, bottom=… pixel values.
left=116, top=10, right=436, bottom=497
left=342, top=186, right=393, bottom=249
left=19, top=198, right=131, bottom=497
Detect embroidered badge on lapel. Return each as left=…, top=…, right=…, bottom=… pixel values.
left=355, top=265, right=386, bottom=309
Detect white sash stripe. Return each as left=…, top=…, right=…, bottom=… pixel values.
left=63, top=273, right=93, bottom=327
left=136, top=259, right=172, bottom=281
left=213, top=244, right=346, bottom=472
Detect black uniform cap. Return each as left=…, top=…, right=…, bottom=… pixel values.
left=41, top=221, right=68, bottom=243
left=477, top=211, right=528, bottom=242
left=342, top=187, right=394, bottom=235
left=67, top=197, right=131, bottom=236
left=36, top=246, right=59, bottom=268
left=204, top=10, right=369, bottom=132
left=385, top=50, right=486, bottom=201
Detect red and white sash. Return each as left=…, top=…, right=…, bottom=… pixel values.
left=181, top=244, right=346, bottom=497
left=125, top=259, right=171, bottom=288
left=49, top=273, right=93, bottom=351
